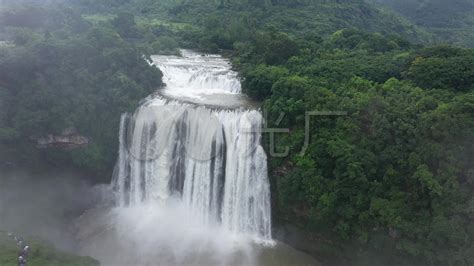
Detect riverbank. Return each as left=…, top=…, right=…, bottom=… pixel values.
left=0, top=231, right=99, bottom=266
left=0, top=159, right=108, bottom=265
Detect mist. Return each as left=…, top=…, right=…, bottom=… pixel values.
left=76, top=201, right=258, bottom=266
left=0, top=165, right=102, bottom=252
left=74, top=196, right=317, bottom=266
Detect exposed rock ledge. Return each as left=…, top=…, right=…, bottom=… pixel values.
left=34, top=128, right=89, bottom=149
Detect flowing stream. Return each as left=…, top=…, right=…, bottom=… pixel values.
left=75, top=50, right=319, bottom=266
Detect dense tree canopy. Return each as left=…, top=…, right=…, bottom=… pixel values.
left=0, top=7, right=163, bottom=173
left=229, top=24, right=474, bottom=266
left=370, top=0, right=474, bottom=47
left=169, top=3, right=473, bottom=263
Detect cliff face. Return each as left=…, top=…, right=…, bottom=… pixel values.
left=34, top=128, right=89, bottom=150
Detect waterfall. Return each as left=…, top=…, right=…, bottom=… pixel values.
left=112, top=50, right=272, bottom=241
left=151, top=50, right=241, bottom=97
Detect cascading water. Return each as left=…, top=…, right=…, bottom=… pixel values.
left=152, top=50, right=241, bottom=96
left=75, top=50, right=318, bottom=266
left=112, top=50, right=272, bottom=240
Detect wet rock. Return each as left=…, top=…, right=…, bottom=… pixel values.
left=33, top=127, right=89, bottom=150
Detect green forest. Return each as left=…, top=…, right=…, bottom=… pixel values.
left=0, top=0, right=473, bottom=265
left=0, top=6, right=163, bottom=176
left=370, top=0, right=474, bottom=46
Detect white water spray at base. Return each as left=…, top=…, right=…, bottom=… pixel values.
left=112, top=96, right=272, bottom=241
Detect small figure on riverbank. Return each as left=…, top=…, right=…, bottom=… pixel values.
left=19, top=245, right=29, bottom=258
left=18, top=255, right=26, bottom=266
left=15, top=236, right=24, bottom=245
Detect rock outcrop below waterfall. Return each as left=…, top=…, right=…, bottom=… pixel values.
left=34, top=128, right=89, bottom=149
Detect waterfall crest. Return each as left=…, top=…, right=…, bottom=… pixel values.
left=112, top=50, right=272, bottom=241
left=151, top=50, right=241, bottom=97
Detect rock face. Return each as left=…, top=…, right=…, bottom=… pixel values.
left=35, top=128, right=89, bottom=149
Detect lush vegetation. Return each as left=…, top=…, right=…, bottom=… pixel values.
left=0, top=0, right=473, bottom=265
left=371, top=0, right=474, bottom=47
left=0, top=231, right=100, bottom=266
left=0, top=7, right=163, bottom=175
left=237, top=30, right=473, bottom=266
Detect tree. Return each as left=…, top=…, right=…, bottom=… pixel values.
left=112, top=11, right=140, bottom=39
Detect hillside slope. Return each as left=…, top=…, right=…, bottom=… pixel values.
left=75, top=0, right=432, bottom=44
left=370, top=0, right=474, bottom=46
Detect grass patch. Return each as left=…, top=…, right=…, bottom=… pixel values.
left=82, top=14, right=115, bottom=24
left=0, top=231, right=100, bottom=266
